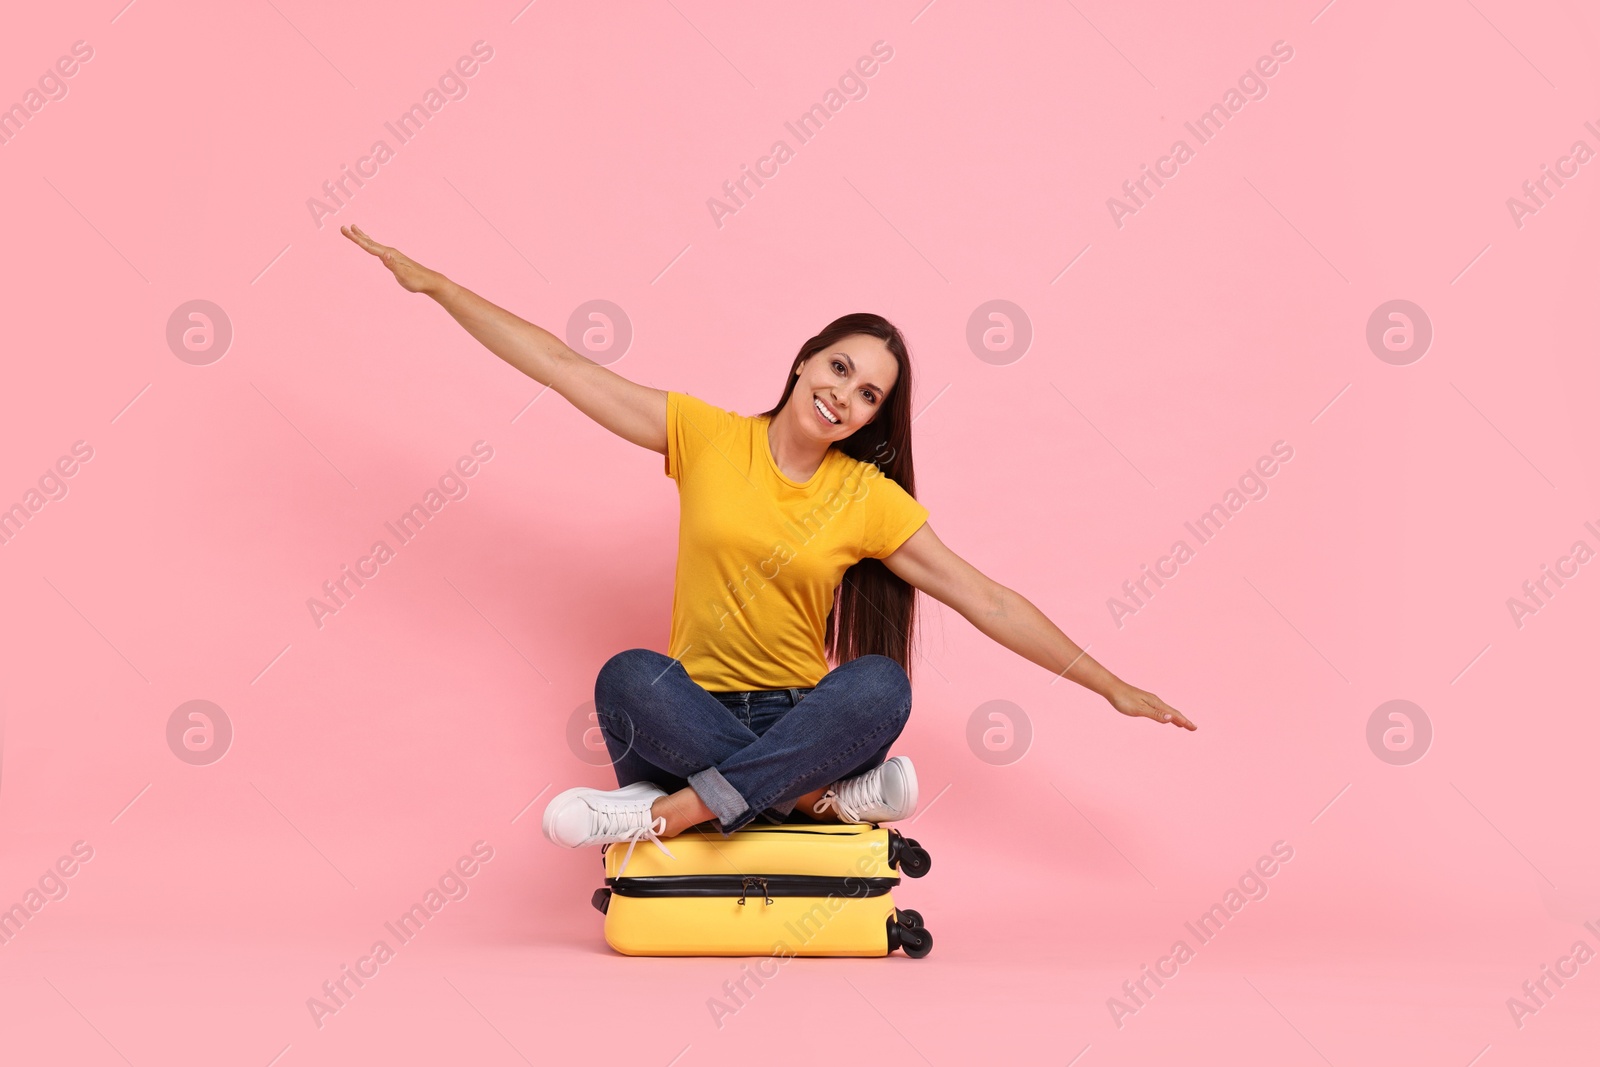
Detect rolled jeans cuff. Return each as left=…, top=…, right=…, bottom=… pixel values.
left=687, top=767, right=753, bottom=835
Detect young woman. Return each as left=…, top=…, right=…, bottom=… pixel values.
left=342, top=224, right=1197, bottom=875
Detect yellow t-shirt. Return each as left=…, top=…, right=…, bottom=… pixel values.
left=663, top=390, right=929, bottom=691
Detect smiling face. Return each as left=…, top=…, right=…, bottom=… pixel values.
left=791, top=334, right=899, bottom=441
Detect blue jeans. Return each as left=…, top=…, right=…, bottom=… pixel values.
left=593, top=648, right=913, bottom=836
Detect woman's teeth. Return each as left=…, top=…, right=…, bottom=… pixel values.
left=814, top=397, right=840, bottom=424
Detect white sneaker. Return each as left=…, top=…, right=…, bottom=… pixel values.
left=541, top=781, right=674, bottom=875
left=813, top=755, right=919, bottom=824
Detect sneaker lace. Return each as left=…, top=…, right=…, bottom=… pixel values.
left=812, top=773, right=874, bottom=823
left=596, top=808, right=674, bottom=877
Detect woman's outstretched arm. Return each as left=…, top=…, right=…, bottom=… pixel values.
left=340, top=224, right=668, bottom=454
left=882, top=523, right=1198, bottom=730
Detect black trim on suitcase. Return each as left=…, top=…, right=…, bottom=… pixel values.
left=606, top=874, right=899, bottom=903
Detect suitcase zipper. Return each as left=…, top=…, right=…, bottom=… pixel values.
left=606, top=874, right=898, bottom=901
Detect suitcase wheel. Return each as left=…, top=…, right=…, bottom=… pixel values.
left=888, top=832, right=933, bottom=878
left=886, top=912, right=934, bottom=958
left=899, top=924, right=933, bottom=958
left=900, top=843, right=932, bottom=878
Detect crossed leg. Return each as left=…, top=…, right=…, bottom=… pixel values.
left=593, top=648, right=912, bottom=838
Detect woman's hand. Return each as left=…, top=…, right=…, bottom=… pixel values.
left=340, top=224, right=444, bottom=294
left=1108, top=683, right=1197, bottom=730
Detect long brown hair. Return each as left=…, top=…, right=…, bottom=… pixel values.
left=757, top=313, right=920, bottom=682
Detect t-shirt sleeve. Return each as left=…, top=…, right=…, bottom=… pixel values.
left=860, top=465, right=930, bottom=559
left=664, top=390, right=740, bottom=483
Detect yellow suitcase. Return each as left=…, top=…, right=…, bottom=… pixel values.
left=590, top=822, right=933, bottom=958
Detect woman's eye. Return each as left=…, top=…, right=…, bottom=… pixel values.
left=832, top=360, right=845, bottom=373
left=862, top=391, right=876, bottom=403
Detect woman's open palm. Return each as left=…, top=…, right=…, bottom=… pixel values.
left=341, top=224, right=437, bottom=293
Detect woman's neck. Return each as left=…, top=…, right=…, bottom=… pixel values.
left=767, top=405, right=830, bottom=483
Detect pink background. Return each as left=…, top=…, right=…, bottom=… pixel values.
left=2, top=1, right=1597, bottom=1064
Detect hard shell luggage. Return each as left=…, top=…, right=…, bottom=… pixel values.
left=589, top=821, right=933, bottom=957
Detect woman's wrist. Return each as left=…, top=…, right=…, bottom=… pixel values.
left=1058, top=653, right=1122, bottom=700
left=422, top=272, right=456, bottom=300
left=1086, top=669, right=1126, bottom=702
